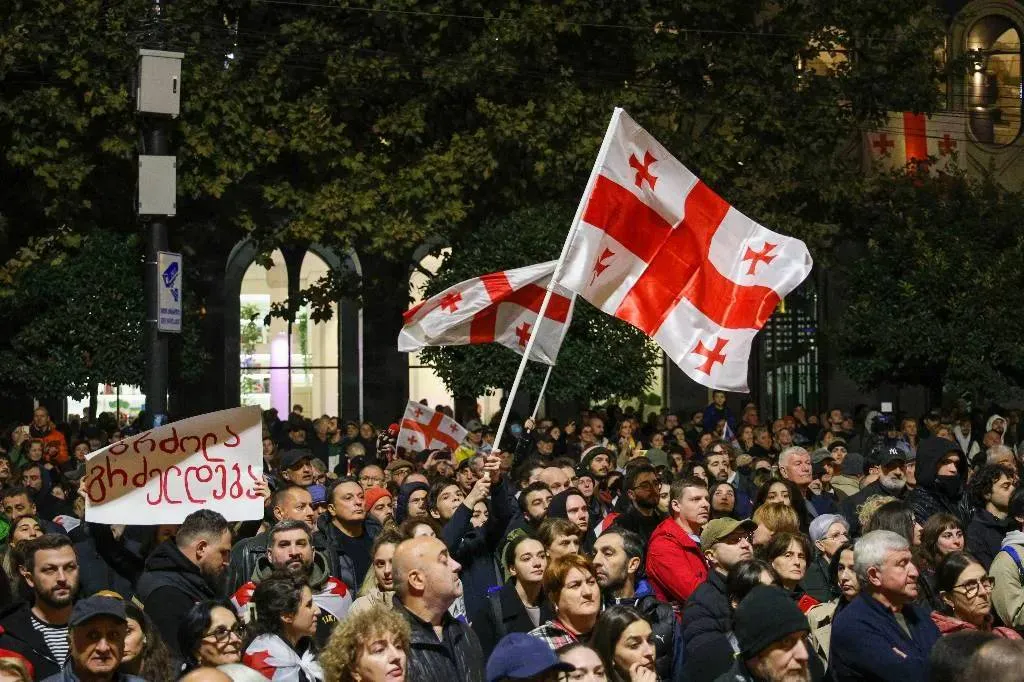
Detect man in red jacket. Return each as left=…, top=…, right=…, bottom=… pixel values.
left=646, top=476, right=710, bottom=609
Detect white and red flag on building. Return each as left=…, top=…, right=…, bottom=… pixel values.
left=396, top=400, right=468, bottom=452
left=864, top=112, right=963, bottom=174
left=555, top=109, right=813, bottom=392
left=398, top=261, right=575, bottom=366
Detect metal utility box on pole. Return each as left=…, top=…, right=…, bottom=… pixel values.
left=137, top=48, right=183, bottom=427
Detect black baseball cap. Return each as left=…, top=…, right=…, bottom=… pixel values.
left=70, top=594, right=127, bottom=627
left=279, top=449, right=313, bottom=470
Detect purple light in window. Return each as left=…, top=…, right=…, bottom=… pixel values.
left=271, top=332, right=289, bottom=414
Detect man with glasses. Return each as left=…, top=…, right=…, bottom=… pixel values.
left=356, top=463, right=386, bottom=490
left=613, top=464, right=664, bottom=546
left=681, top=517, right=757, bottom=681
left=830, top=530, right=940, bottom=681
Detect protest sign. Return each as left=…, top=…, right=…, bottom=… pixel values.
left=84, top=406, right=265, bottom=524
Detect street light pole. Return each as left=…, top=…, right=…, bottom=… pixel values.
left=143, top=123, right=170, bottom=424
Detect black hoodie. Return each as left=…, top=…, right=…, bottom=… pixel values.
left=134, top=540, right=220, bottom=655
left=907, top=437, right=969, bottom=527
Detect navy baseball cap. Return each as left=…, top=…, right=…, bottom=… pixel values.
left=486, top=633, right=574, bottom=681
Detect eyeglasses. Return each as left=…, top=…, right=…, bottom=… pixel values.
left=359, top=476, right=384, bottom=485
left=633, top=480, right=657, bottom=492
left=952, top=576, right=995, bottom=599
left=203, top=624, right=245, bottom=642
left=823, top=530, right=849, bottom=542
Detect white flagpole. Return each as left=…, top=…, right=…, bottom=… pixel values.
left=493, top=108, right=623, bottom=449
left=530, top=365, right=554, bottom=421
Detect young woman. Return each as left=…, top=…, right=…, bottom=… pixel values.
left=590, top=606, right=657, bottom=682
left=178, top=600, right=245, bottom=673
left=243, top=572, right=324, bottom=681
left=932, top=551, right=1021, bottom=639
left=807, top=542, right=859, bottom=666
left=709, top=482, right=738, bottom=520
left=350, top=530, right=402, bottom=617
left=320, top=604, right=410, bottom=681
left=764, top=532, right=819, bottom=612
left=917, top=513, right=967, bottom=610
left=754, top=478, right=809, bottom=531
left=1, top=516, right=41, bottom=599
left=119, top=602, right=174, bottom=682
left=559, top=643, right=609, bottom=681
left=529, top=554, right=601, bottom=649
left=471, top=534, right=553, bottom=657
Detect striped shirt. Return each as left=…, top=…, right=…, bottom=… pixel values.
left=30, top=614, right=68, bottom=666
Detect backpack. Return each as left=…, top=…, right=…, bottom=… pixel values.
left=1002, top=544, right=1024, bottom=582
left=487, top=590, right=508, bottom=640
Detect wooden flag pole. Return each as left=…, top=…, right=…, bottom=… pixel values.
left=492, top=109, right=623, bottom=449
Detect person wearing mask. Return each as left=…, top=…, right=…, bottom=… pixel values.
left=714, top=585, right=813, bottom=682
left=931, top=551, right=1020, bottom=639
left=319, top=605, right=410, bottom=682
left=806, top=542, right=859, bottom=667
left=230, top=521, right=352, bottom=646
left=592, top=528, right=674, bottom=679
left=0, top=534, right=80, bottom=678
left=320, top=478, right=376, bottom=591
left=802, top=514, right=850, bottom=603
left=42, top=593, right=145, bottom=682
left=839, top=445, right=911, bottom=536
left=590, top=606, right=657, bottom=682
left=485, top=632, right=576, bottom=682
left=830, top=530, right=941, bottom=681
left=242, top=572, right=323, bottom=681
left=682, top=517, right=757, bottom=681
left=647, top=477, right=710, bottom=606
left=966, top=465, right=1015, bottom=570
left=529, top=554, right=601, bottom=650
left=177, top=600, right=245, bottom=674
left=907, top=437, right=969, bottom=527
left=393, top=536, right=484, bottom=681
left=612, top=465, right=665, bottom=546
left=470, top=534, right=553, bottom=658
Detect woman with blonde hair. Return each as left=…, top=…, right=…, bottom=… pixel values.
left=320, top=604, right=410, bottom=682
left=350, top=530, right=403, bottom=616
left=751, top=502, right=800, bottom=552
left=855, top=494, right=897, bottom=530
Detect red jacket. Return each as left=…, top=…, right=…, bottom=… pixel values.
left=646, top=516, right=707, bottom=607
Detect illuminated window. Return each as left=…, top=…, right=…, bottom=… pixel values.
left=967, top=16, right=1022, bottom=145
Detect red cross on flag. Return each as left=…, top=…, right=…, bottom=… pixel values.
left=555, top=109, right=813, bottom=392
left=397, top=401, right=468, bottom=452
left=398, top=261, right=575, bottom=366
left=864, top=112, right=963, bottom=174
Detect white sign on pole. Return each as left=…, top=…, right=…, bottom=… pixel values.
left=84, top=406, right=264, bottom=524
left=157, top=251, right=182, bottom=333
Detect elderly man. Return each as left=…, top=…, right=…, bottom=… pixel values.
left=393, top=536, right=484, bottom=682
left=839, top=444, right=911, bottom=536
left=778, top=446, right=836, bottom=518
left=714, top=585, right=812, bottom=682
left=41, top=593, right=144, bottom=682
left=830, top=530, right=940, bottom=681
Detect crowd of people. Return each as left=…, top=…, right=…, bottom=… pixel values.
left=0, top=394, right=1024, bottom=681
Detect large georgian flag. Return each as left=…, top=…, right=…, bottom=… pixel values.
left=398, top=261, right=575, bottom=366
left=556, top=109, right=813, bottom=391
left=396, top=401, right=469, bottom=452
left=864, top=112, right=962, bottom=174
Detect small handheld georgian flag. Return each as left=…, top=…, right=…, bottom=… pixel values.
left=396, top=401, right=468, bottom=452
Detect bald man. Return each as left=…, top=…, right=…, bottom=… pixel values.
left=393, top=536, right=484, bottom=682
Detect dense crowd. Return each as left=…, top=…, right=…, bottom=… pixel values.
left=0, top=393, right=1023, bottom=681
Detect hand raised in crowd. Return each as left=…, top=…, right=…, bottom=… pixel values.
left=253, top=476, right=271, bottom=505
left=629, top=662, right=657, bottom=682
left=524, top=417, right=536, bottom=432
left=482, top=451, right=502, bottom=482
left=464, top=474, right=492, bottom=508
left=564, top=420, right=576, bottom=436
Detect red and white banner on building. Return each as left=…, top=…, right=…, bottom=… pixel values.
left=864, top=112, right=963, bottom=173
left=396, top=401, right=468, bottom=452
left=555, top=109, right=813, bottom=392
left=398, top=261, right=575, bottom=366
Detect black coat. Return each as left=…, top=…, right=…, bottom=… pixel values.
left=134, top=541, right=220, bottom=655
left=682, top=571, right=735, bottom=682
left=468, top=581, right=555, bottom=658
left=906, top=436, right=968, bottom=527
left=608, top=583, right=676, bottom=680
left=227, top=528, right=341, bottom=594
left=396, top=598, right=485, bottom=682
left=0, top=602, right=64, bottom=679
left=967, top=508, right=1008, bottom=571
left=801, top=552, right=835, bottom=604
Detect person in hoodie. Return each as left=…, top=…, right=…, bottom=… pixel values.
left=907, top=436, right=970, bottom=528
left=967, top=464, right=1015, bottom=570
left=546, top=487, right=593, bottom=551
left=954, top=416, right=982, bottom=464
left=986, top=414, right=1007, bottom=445
left=134, top=510, right=233, bottom=656
left=230, top=520, right=352, bottom=647
left=988, top=487, right=1024, bottom=629
left=702, top=391, right=737, bottom=439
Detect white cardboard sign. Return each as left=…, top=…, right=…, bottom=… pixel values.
left=84, top=406, right=264, bottom=524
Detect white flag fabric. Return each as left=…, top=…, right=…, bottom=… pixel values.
left=556, top=108, right=813, bottom=391
left=396, top=401, right=468, bottom=452
left=399, top=261, right=575, bottom=366
left=864, top=111, right=963, bottom=174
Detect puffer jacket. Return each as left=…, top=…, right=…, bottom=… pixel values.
left=395, top=597, right=485, bottom=682
left=608, top=580, right=675, bottom=680
left=906, top=437, right=968, bottom=527
left=682, top=570, right=735, bottom=682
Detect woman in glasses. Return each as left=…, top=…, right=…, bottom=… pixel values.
left=178, top=600, right=245, bottom=673
left=932, top=551, right=1021, bottom=639
left=802, top=514, right=850, bottom=603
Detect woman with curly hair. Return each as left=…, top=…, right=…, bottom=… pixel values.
left=320, top=604, right=410, bottom=681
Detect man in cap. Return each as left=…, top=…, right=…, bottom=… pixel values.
left=385, top=458, right=414, bottom=487
left=485, top=633, right=574, bottom=682
left=278, top=449, right=315, bottom=488
left=828, top=442, right=863, bottom=498
left=455, top=419, right=486, bottom=464
left=714, top=585, right=812, bottom=682
left=41, top=593, right=144, bottom=682
left=809, top=448, right=844, bottom=505
left=839, top=444, right=911, bottom=536
left=684, top=517, right=757, bottom=681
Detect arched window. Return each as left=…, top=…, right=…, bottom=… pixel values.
left=760, top=280, right=819, bottom=418
left=967, top=16, right=1022, bottom=145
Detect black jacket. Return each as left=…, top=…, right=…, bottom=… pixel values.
left=801, top=552, right=835, bottom=604
left=316, top=515, right=381, bottom=591
left=396, top=597, right=485, bottom=682
left=614, top=506, right=666, bottom=546
left=967, top=508, right=1008, bottom=570
left=469, top=581, right=555, bottom=658
left=0, top=602, right=64, bottom=679
left=227, top=528, right=341, bottom=594
left=906, top=437, right=969, bottom=527
left=134, top=541, right=220, bottom=655
left=682, top=571, right=735, bottom=682
left=607, top=581, right=676, bottom=681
